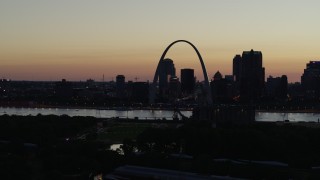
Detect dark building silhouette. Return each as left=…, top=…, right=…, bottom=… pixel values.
left=225, top=75, right=234, bottom=82
left=235, top=49, right=265, bottom=102
left=233, top=55, right=242, bottom=82
left=86, top=79, right=96, bottom=87
left=225, top=75, right=236, bottom=100
left=55, top=79, right=73, bottom=99
left=116, top=75, right=126, bottom=98
left=211, top=71, right=226, bottom=100
left=168, top=76, right=181, bottom=100
left=0, top=79, right=11, bottom=97
left=159, top=58, right=176, bottom=93
left=278, top=75, right=288, bottom=99
left=288, top=82, right=304, bottom=99
left=131, top=82, right=149, bottom=103
left=181, top=68, right=195, bottom=95
left=301, top=61, right=320, bottom=98
left=210, top=72, right=235, bottom=102
left=266, top=75, right=288, bottom=99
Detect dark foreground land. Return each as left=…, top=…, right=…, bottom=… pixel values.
left=1, top=115, right=320, bottom=179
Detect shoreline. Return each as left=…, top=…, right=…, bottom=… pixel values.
left=1, top=105, right=320, bottom=113
left=256, top=109, right=320, bottom=113
left=0, top=105, right=193, bottom=111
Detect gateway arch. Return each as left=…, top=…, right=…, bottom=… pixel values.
left=149, top=40, right=213, bottom=106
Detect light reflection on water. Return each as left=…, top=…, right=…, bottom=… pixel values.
left=255, top=112, right=320, bottom=122
left=110, top=144, right=122, bottom=151
left=0, top=107, right=192, bottom=120
left=0, top=107, right=320, bottom=122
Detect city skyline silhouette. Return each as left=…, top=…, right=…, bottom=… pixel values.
left=2, top=2, right=320, bottom=179
left=1, top=1, right=320, bottom=82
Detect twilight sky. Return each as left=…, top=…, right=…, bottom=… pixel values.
left=1, top=0, right=320, bottom=82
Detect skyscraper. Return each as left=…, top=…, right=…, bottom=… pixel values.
left=181, top=68, right=195, bottom=94
left=168, top=76, right=181, bottom=100
left=233, top=54, right=242, bottom=82
left=238, top=49, right=265, bottom=102
left=116, top=75, right=126, bottom=98
left=266, top=75, right=288, bottom=99
left=211, top=71, right=226, bottom=100
left=301, top=61, right=320, bottom=97
left=159, top=58, right=176, bottom=92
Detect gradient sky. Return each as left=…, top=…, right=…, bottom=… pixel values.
left=1, top=0, right=320, bottom=82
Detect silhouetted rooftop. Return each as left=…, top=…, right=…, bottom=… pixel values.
left=243, top=49, right=262, bottom=55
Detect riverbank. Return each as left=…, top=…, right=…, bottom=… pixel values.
left=2, top=104, right=320, bottom=113
left=2, top=114, right=320, bottom=179
left=257, top=109, right=320, bottom=113
left=0, top=104, right=193, bottom=111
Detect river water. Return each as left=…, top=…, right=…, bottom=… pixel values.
left=0, top=107, right=320, bottom=122
left=0, top=107, right=192, bottom=120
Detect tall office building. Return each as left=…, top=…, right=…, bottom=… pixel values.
left=159, top=58, right=176, bottom=92
left=266, top=75, right=288, bottom=99
left=116, top=75, right=126, bottom=98
left=168, top=76, right=181, bottom=99
left=210, top=72, right=235, bottom=101
left=181, top=68, right=195, bottom=94
left=237, top=49, right=265, bottom=102
left=233, top=54, right=242, bottom=82
left=301, top=61, right=320, bottom=97
left=211, top=71, right=226, bottom=100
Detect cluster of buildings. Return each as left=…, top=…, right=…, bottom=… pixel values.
left=301, top=61, right=320, bottom=98
left=210, top=50, right=288, bottom=103
left=115, top=58, right=197, bottom=103
left=114, top=49, right=320, bottom=105
left=1, top=50, right=320, bottom=107
left=0, top=78, right=150, bottom=107
left=211, top=49, right=287, bottom=103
